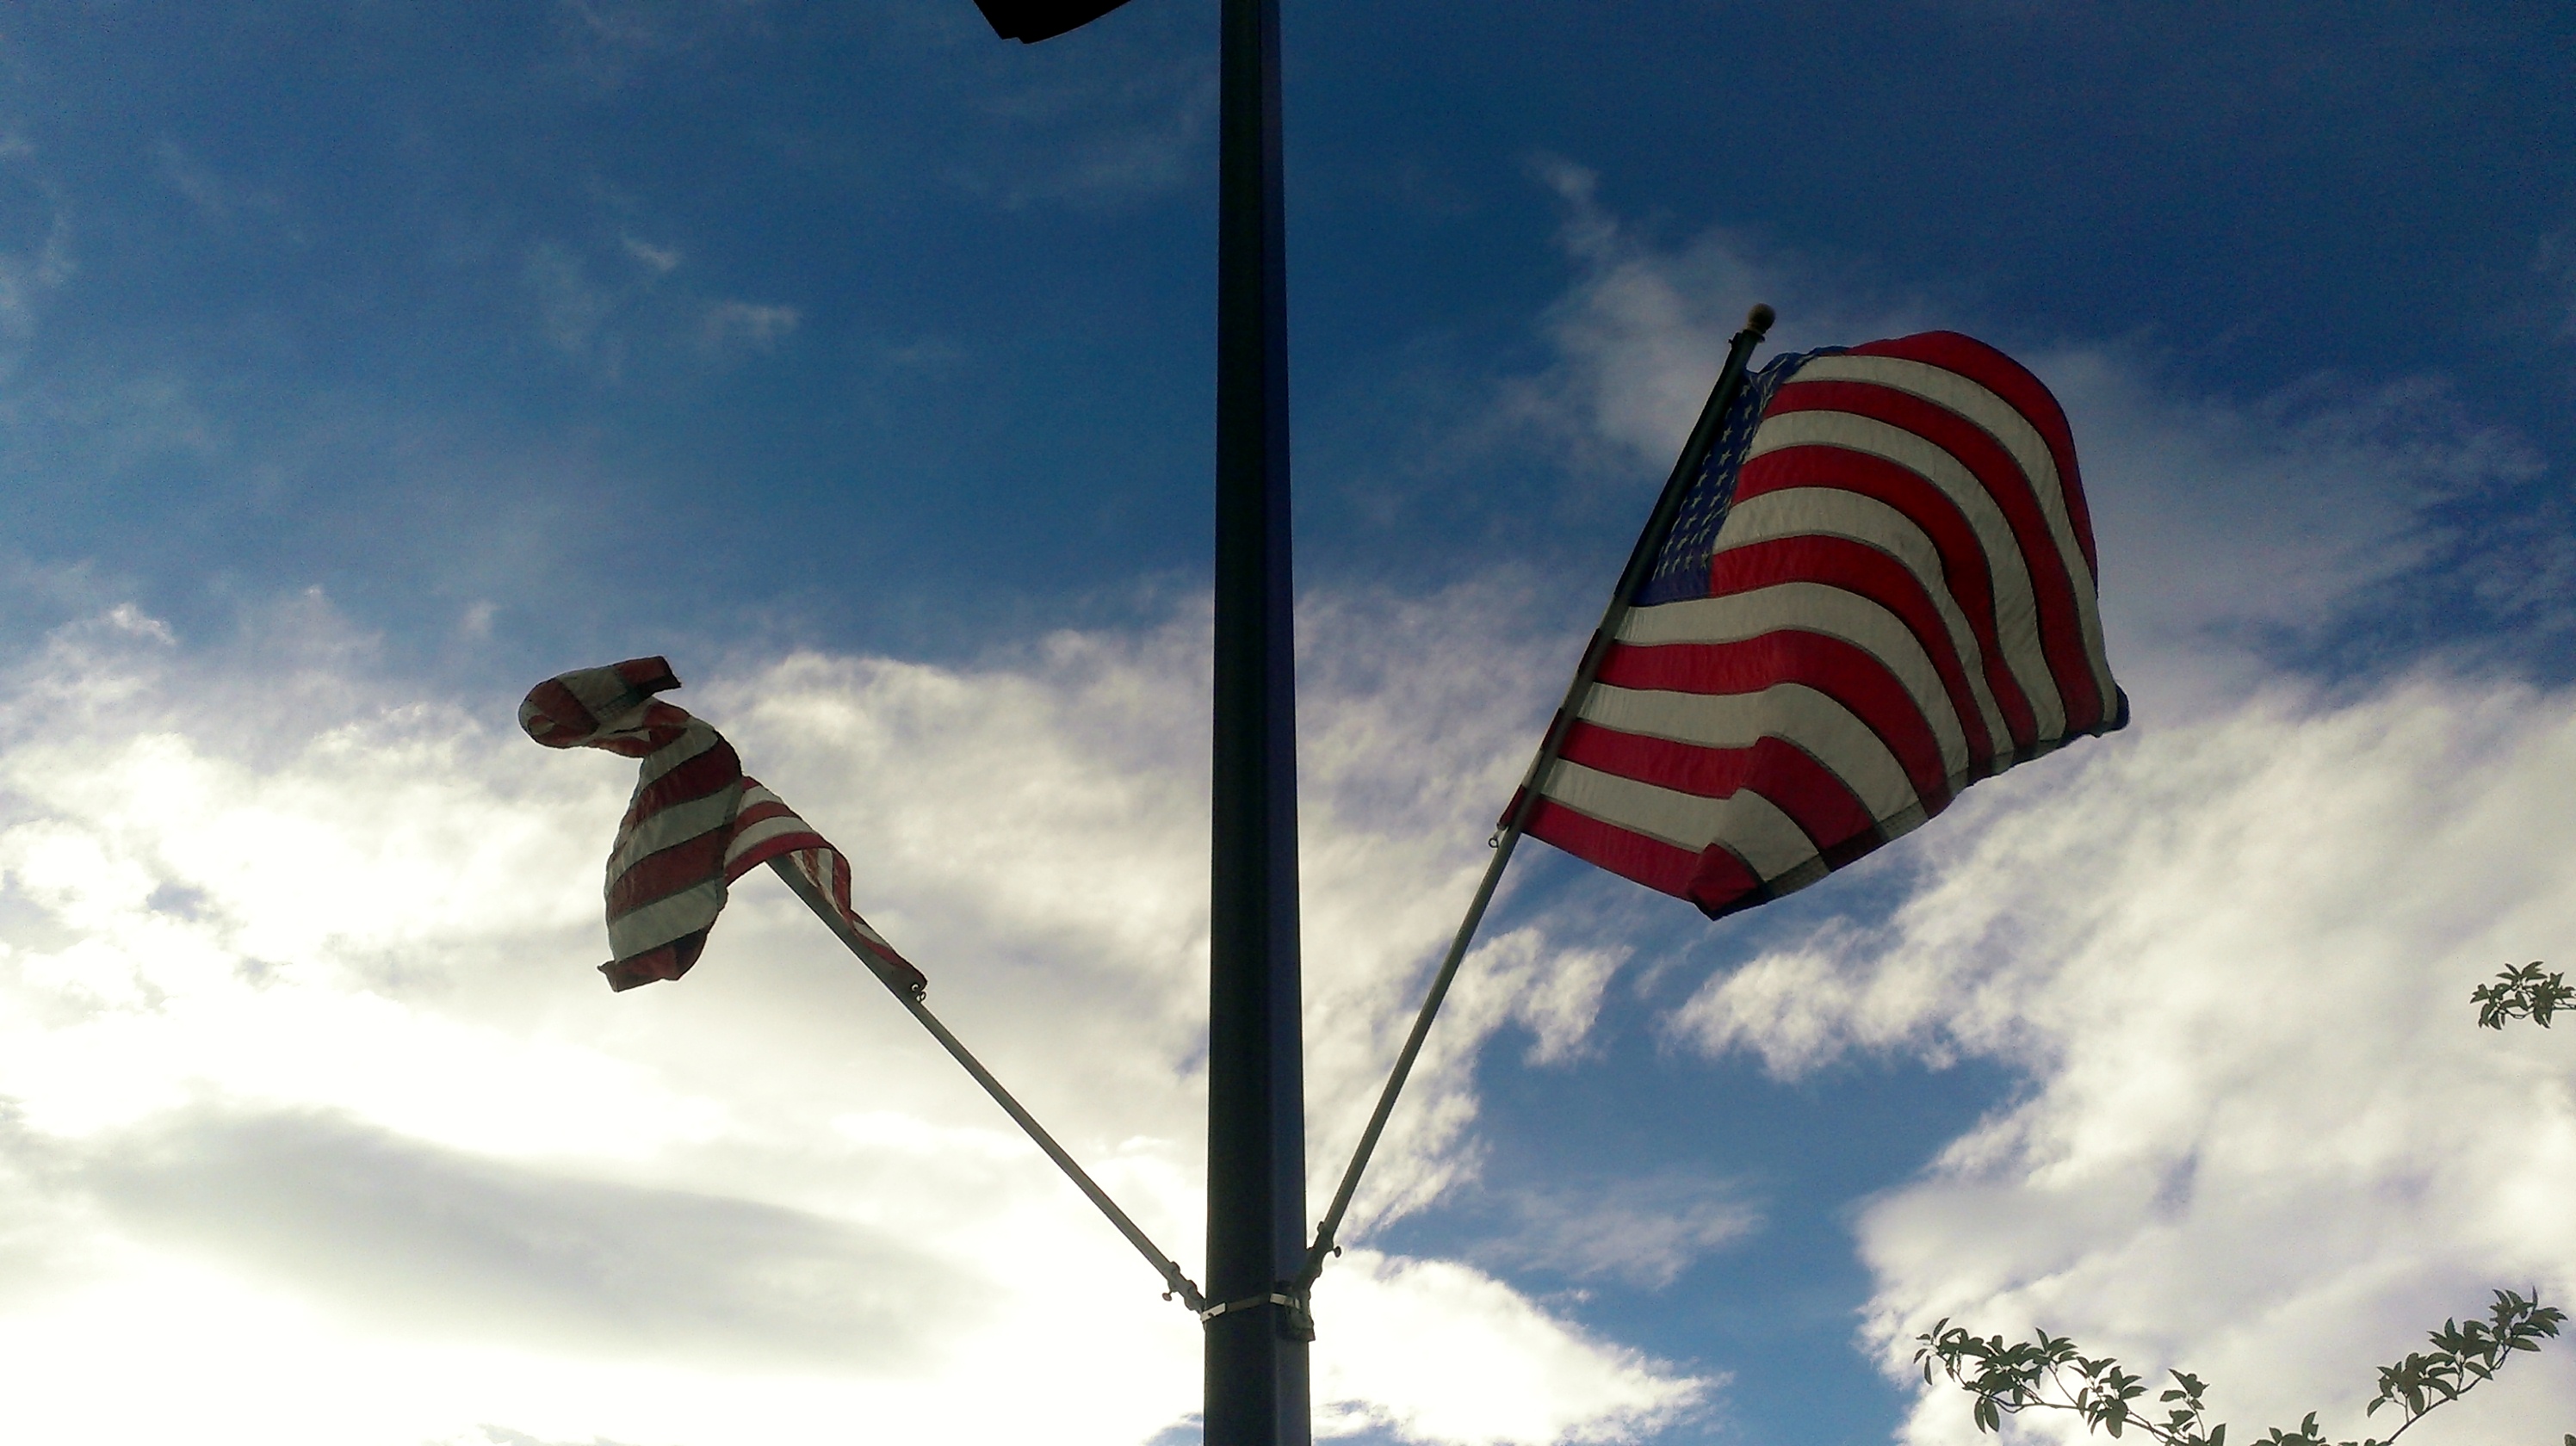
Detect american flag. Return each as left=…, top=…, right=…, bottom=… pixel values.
left=1523, top=331, right=2126, bottom=918
left=521, top=658, right=925, bottom=993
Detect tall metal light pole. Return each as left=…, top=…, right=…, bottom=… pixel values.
left=1204, top=0, right=1310, bottom=1440
left=968, top=0, right=1308, bottom=1433
left=970, top=0, right=1308, bottom=1437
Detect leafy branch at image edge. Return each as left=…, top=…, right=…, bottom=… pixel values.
left=1915, top=1288, right=2564, bottom=1446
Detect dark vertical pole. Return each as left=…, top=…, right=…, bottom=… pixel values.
left=1206, top=0, right=1309, bottom=1439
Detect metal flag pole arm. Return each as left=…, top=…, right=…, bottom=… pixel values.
left=765, top=856, right=1211, bottom=1314
left=1296, top=305, right=1777, bottom=1295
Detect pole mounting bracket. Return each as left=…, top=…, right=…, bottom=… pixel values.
left=1198, top=1286, right=1316, bottom=1342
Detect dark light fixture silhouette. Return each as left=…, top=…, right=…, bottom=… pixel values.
left=969, top=0, right=1135, bottom=42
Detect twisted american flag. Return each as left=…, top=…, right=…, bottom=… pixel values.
left=521, top=657, right=924, bottom=993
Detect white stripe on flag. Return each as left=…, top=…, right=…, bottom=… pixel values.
left=635, top=720, right=726, bottom=789
left=1576, top=680, right=1923, bottom=820
left=605, top=784, right=739, bottom=881
left=607, top=878, right=725, bottom=955
left=559, top=666, right=650, bottom=723
left=1537, top=759, right=1820, bottom=881
left=724, top=809, right=818, bottom=868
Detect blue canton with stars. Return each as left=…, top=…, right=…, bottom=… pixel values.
left=1632, top=349, right=1835, bottom=607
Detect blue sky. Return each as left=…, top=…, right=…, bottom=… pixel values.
left=2, top=3, right=2574, bottom=1444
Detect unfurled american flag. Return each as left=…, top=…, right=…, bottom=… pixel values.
left=1522, top=331, right=2126, bottom=918
left=521, top=658, right=925, bottom=993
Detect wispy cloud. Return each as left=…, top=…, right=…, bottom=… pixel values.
left=549, top=0, right=778, bottom=87
left=1314, top=1251, right=1711, bottom=1444
left=0, top=134, right=73, bottom=362
left=62, top=1104, right=975, bottom=1367
left=701, top=300, right=799, bottom=356
left=1467, top=1172, right=1760, bottom=1291
left=620, top=234, right=683, bottom=275
left=521, top=237, right=803, bottom=380
left=1498, top=156, right=1928, bottom=491
left=944, top=27, right=1217, bottom=210
left=151, top=138, right=296, bottom=242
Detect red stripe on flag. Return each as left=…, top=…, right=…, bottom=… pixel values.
left=730, top=798, right=808, bottom=837
left=520, top=678, right=600, bottom=748
left=1557, top=720, right=1877, bottom=856
left=1523, top=798, right=1704, bottom=898
left=618, top=738, right=742, bottom=831
left=1704, top=535, right=1998, bottom=769
left=725, top=827, right=833, bottom=882
left=1596, top=634, right=1954, bottom=809
left=600, top=928, right=710, bottom=992
left=607, top=830, right=732, bottom=917
left=1683, top=844, right=1767, bottom=919
left=614, top=657, right=680, bottom=695
left=1735, top=446, right=2038, bottom=751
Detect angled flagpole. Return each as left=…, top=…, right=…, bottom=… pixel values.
left=1296, top=305, right=1776, bottom=1292
left=766, top=856, right=1211, bottom=1313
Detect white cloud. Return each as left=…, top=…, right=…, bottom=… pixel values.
left=554, top=0, right=773, bottom=65
left=955, top=44, right=1218, bottom=210
left=2045, top=357, right=2542, bottom=714
left=524, top=241, right=623, bottom=371
left=152, top=138, right=294, bottom=238
left=1313, top=1251, right=1709, bottom=1444
left=1468, top=1173, right=1760, bottom=1292
left=0, top=587, right=1701, bottom=1446
left=1502, top=156, right=1934, bottom=491
left=1670, top=675, right=2576, bottom=1442
left=0, top=133, right=73, bottom=360
left=702, top=300, right=799, bottom=355
left=523, top=241, right=802, bottom=376
left=622, top=234, right=683, bottom=275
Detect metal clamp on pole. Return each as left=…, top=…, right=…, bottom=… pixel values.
left=1198, top=1287, right=1316, bottom=1343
